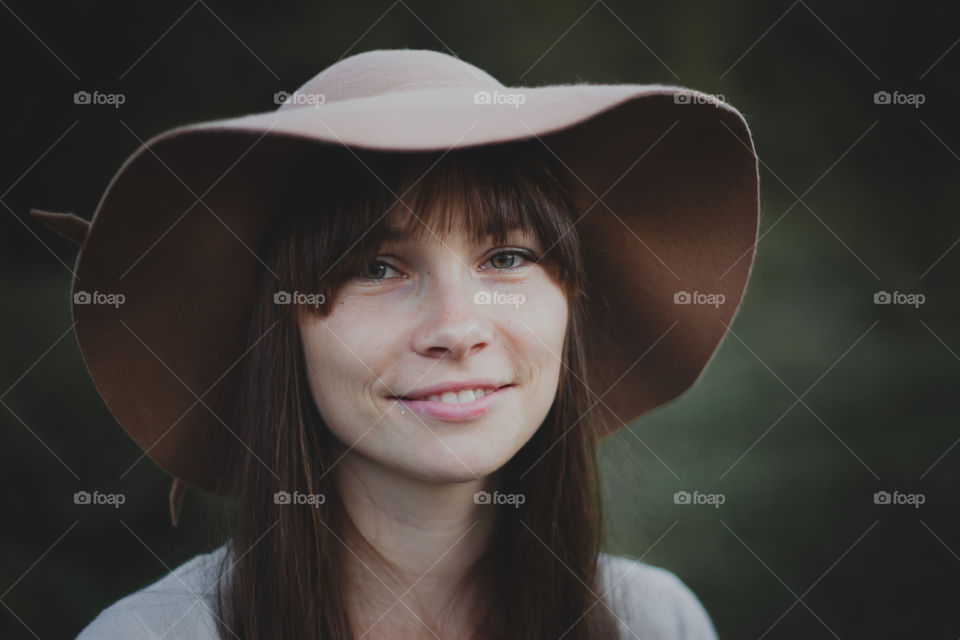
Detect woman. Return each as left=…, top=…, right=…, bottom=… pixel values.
left=36, top=48, right=759, bottom=639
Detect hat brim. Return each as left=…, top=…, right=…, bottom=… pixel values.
left=69, top=84, right=759, bottom=494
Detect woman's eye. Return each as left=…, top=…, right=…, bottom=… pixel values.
left=359, top=249, right=536, bottom=282
left=361, top=260, right=400, bottom=280
left=483, top=250, right=535, bottom=271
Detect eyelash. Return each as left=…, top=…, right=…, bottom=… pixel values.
left=359, top=248, right=538, bottom=282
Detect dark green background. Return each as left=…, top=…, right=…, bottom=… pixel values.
left=2, top=1, right=958, bottom=638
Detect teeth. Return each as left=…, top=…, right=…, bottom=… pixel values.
left=421, top=388, right=495, bottom=404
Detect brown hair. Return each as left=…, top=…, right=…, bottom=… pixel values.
left=214, top=139, right=621, bottom=638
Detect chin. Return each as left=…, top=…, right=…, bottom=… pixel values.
left=402, top=447, right=513, bottom=484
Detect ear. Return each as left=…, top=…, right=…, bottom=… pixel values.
left=30, top=209, right=90, bottom=246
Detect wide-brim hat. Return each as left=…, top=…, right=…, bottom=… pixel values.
left=32, top=48, right=759, bottom=522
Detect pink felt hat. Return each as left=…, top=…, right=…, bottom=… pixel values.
left=32, top=48, right=759, bottom=524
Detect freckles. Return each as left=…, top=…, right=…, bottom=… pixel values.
left=319, top=310, right=404, bottom=393
left=522, top=293, right=567, bottom=338
left=317, top=303, right=373, bottom=347
left=520, top=305, right=567, bottom=384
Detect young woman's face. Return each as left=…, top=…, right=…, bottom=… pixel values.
left=298, top=221, right=568, bottom=482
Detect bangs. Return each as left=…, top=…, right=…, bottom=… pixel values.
left=267, top=139, right=587, bottom=316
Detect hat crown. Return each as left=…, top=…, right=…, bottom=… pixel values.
left=278, top=49, right=504, bottom=110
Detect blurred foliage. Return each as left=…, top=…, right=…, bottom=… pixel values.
left=2, top=1, right=959, bottom=638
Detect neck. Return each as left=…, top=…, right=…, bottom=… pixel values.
left=333, top=451, right=500, bottom=638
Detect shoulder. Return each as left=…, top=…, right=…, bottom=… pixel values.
left=74, top=544, right=230, bottom=640
left=597, top=552, right=718, bottom=640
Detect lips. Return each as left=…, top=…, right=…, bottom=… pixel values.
left=392, top=384, right=514, bottom=421
left=393, top=381, right=513, bottom=402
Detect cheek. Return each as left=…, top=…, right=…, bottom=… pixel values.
left=506, top=285, right=568, bottom=411
left=299, top=307, right=399, bottom=426
left=521, top=281, right=568, bottom=360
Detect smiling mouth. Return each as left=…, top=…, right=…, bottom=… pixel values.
left=393, top=384, right=514, bottom=404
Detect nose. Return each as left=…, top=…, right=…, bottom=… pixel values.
left=410, top=263, right=493, bottom=360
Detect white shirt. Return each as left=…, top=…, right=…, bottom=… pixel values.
left=74, top=544, right=718, bottom=639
